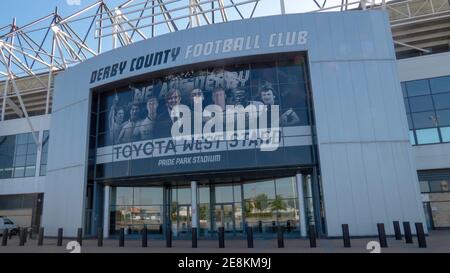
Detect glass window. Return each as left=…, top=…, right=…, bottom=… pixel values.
left=440, top=127, right=450, bottom=142
left=40, top=131, right=49, bottom=176
left=13, top=167, right=25, bottom=178
left=279, top=83, right=308, bottom=110
left=27, top=143, right=37, bottom=155
left=406, top=80, right=430, bottom=96
left=409, top=130, right=416, bottom=145
left=233, top=185, right=242, bottom=202
left=277, top=57, right=306, bottom=84
left=408, top=96, right=434, bottom=112
left=25, top=166, right=36, bottom=177
left=25, top=154, right=36, bottom=166
left=411, top=111, right=438, bottom=129
left=39, top=165, right=46, bottom=176
left=16, top=134, right=28, bottom=145
left=14, top=155, right=26, bottom=167
left=437, top=109, right=450, bottom=126
left=215, top=185, right=234, bottom=203
left=432, top=93, right=450, bottom=110
left=113, top=187, right=133, bottom=206
left=403, top=98, right=410, bottom=113
left=244, top=180, right=275, bottom=200
left=430, top=76, right=450, bottom=94
left=250, top=62, right=278, bottom=86
left=176, top=188, right=191, bottom=204
left=275, top=177, right=297, bottom=199
left=15, top=144, right=27, bottom=155
left=429, top=180, right=450, bottom=192
left=401, top=82, right=407, bottom=97
left=419, top=181, right=430, bottom=193
left=133, top=187, right=163, bottom=205
left=198, top=187, right=210, bottom=203
left=415, top=128, right=440, bottom=144
left=407, top=114, right=413, bottom=129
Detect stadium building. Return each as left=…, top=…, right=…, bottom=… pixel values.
left=0, top=0, right=449, bottom=239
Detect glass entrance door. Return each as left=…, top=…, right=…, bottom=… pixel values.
left=172, top=205, right=191, bottom=237
left=214, top=203, right=235, bottom=234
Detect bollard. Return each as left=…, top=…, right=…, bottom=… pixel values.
left=247, top=226, right=254, bottom=248
left=19, top=228, right=26, bottom=246
left=1, top=229, right=8, bottom=246
left=309, top=225, right=316, bottom=248
left=166, top=228, right=172, bottom=248
left=218, top=227, right=225, bottom=248
left=415, top=223, right=427, bottom=248
left=403, top=222, right=413, bottom=244
left=38, top=227, right=44, bottom=246
left=192, top=228, right=197, bottom=248
left=277, top=226, right=284, bottom=248
left=342, top=224, right=351, bottom=248
left=377, top=223, right=388, bottom=248
left=97, top=227, right=103, bottom=247
left=393, top=221, right=402, bottom=240
left=57, top=228, right=63, bottom=246
left=77, top=228, right=83, bottom=246
left=23, top=228, right=28, bottom=244
left=119, top=228, right=125, bottom=247
left=141, top=227, right=147, bottom=248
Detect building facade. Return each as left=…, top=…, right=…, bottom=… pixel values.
left=3, top=2, right=449, bottom=239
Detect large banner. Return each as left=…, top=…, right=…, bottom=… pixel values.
left=95, top=54, right=314, bottom=179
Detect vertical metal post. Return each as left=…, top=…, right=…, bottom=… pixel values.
left=191, top=181, right=198, bottom=236
left=218, top=227, right=225, bottom=248
left=393, top=221, right=402, bottom=240
left=97, top=227, right=103, bottom=247
left=142, top=227, right=147, bottom=248
left=19, top=228, right=26, bottom=246
left=415, top=223, right=427, bottom=248
left=166, top=227, right=172, bottom=248
left=296, top=173, right=307, bottom=237
left=309, top=225, right=316, bottom=248
left=403, top=222, right=413, bottom=244
left=103, top=185, right=110, bottom=239
left=192, top=227, right=197, bottom=248
left=247, top=226, right=253, bottom=248
left=277, top=226, right=284, bottom=248
left=77, top=228, right=83, bottom=246
left=57, top=228, right=63, bottom=246
left=377, top=223, right=388, bottom=248
left=342, top=224, right=351, bottom=248
left=38, top=227, right=44, bottom=246
left=119, top=228, right=124, bottom=247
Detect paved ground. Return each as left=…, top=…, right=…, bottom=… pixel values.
left=0, top=230, right=449, bottom=253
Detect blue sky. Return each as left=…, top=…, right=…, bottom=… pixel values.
left=0, top=0, right=348, bottom=27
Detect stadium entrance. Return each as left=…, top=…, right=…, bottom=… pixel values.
left=107, top=169, right=320, bottom=239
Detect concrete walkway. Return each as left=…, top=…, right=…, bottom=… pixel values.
left=1, top=230, right=449, bottom=253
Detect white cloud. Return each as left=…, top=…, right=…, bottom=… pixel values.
left=66, top=0, right=81, bottom=6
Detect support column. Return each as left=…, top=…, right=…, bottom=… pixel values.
left=296, top=173, right=307, bottom=237
left=103, top=185, right=110, bottom=238
left=191, top=181, right=198, bottom=229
